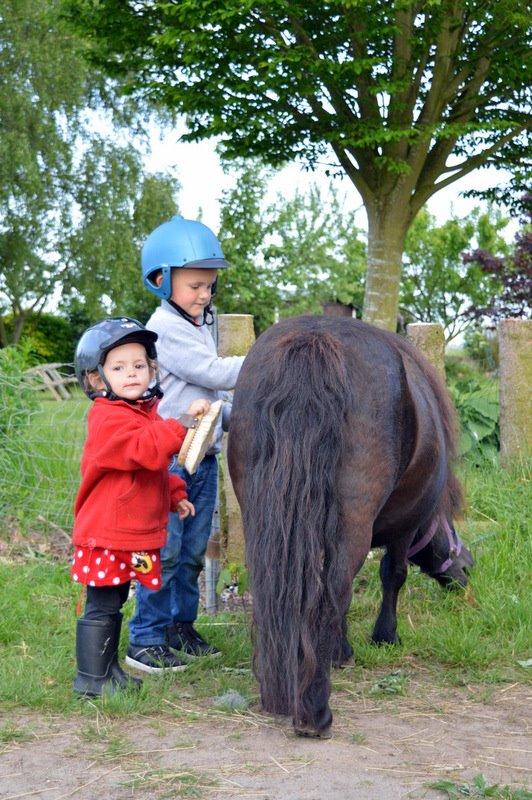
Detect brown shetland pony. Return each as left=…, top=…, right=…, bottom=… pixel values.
left=227, top=315, right=464, bottom=738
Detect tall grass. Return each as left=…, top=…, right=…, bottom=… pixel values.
left=0, top=461, right=529, bottom=714
left=346, top=461, right=531, bottom=682
left=0, top=385, right=529, bottom=713
left=0, top=389, right=87, bottom=537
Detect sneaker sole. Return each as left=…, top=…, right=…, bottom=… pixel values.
left=169, top=647, right=222, bottom=659
left=124, top=655, right=187, bottom=674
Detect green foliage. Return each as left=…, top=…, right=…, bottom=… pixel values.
left=0, top=0, right=90, bottom=344
left=0, top=345, right=40, bottom=520
left=0, top=345, right=38, bottom=437
left=216, top=562, right=249, bottom=597
left=448, top=373, right=500, bottom=466
left=64, top=0, right=531, bottom=329
left=216, top=162, right=279, bottom=332
left=0, top=0, right=179, bottom=343
left=368, top=670, right=408, bottom=697
left=65, top=1, right=531, bottom=179
left=217, top=161, right=366, bottom=332
left=2, top=313, right=78, bottom=364
left=60, top=144, right=180, bottom=324
left=463, top=327, right=499, bottom=372
left=1, top=461, right=529, bottom=713
left=264, top=184, right=366, bottom=318
left=401, top=207, right=508, bottom=343
left=430, top=774, right=532, bottom=799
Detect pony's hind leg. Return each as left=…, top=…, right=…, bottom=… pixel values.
left=293, top=636, right=334, bottom=739
left=371, top=540, right=410, bottom=645
left=332, top=614, right=354, bottom=668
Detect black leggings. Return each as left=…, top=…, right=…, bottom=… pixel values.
left=83, top=582, right=130, bottom=622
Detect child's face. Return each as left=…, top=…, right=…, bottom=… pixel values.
left=166, top=268, right=218, bottom=319
left=90, top=342, right=154, bottom=401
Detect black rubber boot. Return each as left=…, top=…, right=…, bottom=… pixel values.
left=73, top=617, right=141, bottom=697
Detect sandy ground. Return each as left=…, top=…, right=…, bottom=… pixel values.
left=1, top=679, right=530, bottom=800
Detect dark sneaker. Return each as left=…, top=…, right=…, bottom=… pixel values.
left=125, top=644, right=188, bottom=673
left=167, top=622, right=221, bottom=657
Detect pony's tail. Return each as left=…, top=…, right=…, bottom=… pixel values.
left=243, top=329, right=350, bottom=726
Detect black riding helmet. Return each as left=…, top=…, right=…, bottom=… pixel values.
left=75, top=317, right=162, bottom=401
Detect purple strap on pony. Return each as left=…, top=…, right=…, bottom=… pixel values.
left=407, top=516, right=462, bottom=574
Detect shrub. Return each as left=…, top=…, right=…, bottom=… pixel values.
left=448, top=374, right=499, bottom=466
left=463, top=326, right=499, bottom=371
left=3, top=313, right=78, bottom=365
left=0, top=345, right=38, bottom=436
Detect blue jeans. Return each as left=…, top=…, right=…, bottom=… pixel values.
left=129, top=454, right=218, bottom=646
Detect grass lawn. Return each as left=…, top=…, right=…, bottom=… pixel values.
left=0, top=458, right=530, bottom=717
left=0, top=392, right=530, bottom=718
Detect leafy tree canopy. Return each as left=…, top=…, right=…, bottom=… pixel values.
left=64, top=0, right=531, bottom=330
left=462, top=195, right=532, bottom=326
left=0, top=0, right=179, bottom=347
left=400, top=206, right=510, bottom=341
left=216, top=162, right=365, bottom=332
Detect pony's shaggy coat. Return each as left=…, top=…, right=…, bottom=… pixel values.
left=228, top=316, right=462, bottom=736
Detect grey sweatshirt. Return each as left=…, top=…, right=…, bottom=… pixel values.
left=147, top=301, right=244, bottom=453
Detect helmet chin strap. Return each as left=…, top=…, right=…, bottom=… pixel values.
left=167, top=299, right=215, bottom=327
left=91, top=365, right=163, bottom=403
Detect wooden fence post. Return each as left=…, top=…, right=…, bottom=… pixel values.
left=218, top=315, right=255, bottom=565
left=499, top=319, right=532, bottom=468
left=406, top=322, right=446, bottom=376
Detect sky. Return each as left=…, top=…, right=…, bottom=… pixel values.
left=143, top=121, right=514, bottom=237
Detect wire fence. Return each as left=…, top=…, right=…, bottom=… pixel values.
left=0, top=360, right=86, bottom=556
left=0, top=359, right=232, bottom=612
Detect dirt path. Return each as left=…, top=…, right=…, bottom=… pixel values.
left=1, top=681, right=530, bottom=800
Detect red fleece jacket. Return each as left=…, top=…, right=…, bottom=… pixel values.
left=72, top=397, right=188, bottom=551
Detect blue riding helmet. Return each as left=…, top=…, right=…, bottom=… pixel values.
left=141, top=215, right=229, bottom=300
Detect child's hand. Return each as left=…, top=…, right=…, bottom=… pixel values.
left=187, top=398, right=211, bottom=418
left=176, top=499, right=195, bottom=519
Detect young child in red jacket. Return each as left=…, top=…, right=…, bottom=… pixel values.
left=71, top=316, right=210, bottom=697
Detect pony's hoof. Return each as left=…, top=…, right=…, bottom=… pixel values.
left=332, top=638, right=354, bottom=668
left=293, top=724, right=332, bottom=739
left=371, top=631, right=399, bottom=646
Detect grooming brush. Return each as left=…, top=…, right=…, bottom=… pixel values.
left=177, top=400, right=223, bottom=474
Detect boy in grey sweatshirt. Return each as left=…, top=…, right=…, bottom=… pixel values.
left=127, top=216, right=245, bottom=673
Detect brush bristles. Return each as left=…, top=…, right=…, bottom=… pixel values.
left=177, top=400, right=223, bottom=474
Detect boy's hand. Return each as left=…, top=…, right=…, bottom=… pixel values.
left=176, top=499, right=195, bottom=520
left=186, top=398, right=211, bottom=418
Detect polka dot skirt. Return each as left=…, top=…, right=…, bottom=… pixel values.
left=71, top=547, right=162, bottom=590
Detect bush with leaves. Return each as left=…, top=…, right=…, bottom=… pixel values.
left=2, top=313, right=78, bottom=365
left=447, top=372, right=499, bottom=467
left=463, top=326, right=499, bottom=372
left=462, top=196, right=532, bottom=327
left=0, top=345, right=38, bottom=436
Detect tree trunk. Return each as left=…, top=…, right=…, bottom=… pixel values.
left=362, top=206, right=409, bottom=331
left=12, top=313, right=27, bottom=346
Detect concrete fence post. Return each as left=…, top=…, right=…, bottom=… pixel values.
left=406, top=322, right=446, bottom=376
left=218, top=315, right=255, bottom=566
left=218, top=313, right=256, bottom=357
left=498, top=319, right=532, bottom=468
